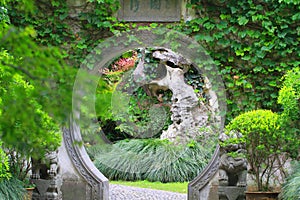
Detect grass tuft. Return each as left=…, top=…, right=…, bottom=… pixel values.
left=281, top=161, right=300, bottom=200
left=0, top=177, right=26, bottom=200
left=90, top=138, right=216, bottom=182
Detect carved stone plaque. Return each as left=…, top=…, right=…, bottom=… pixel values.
left=118, top=0, right=181, bottom=22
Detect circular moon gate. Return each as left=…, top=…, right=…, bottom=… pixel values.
left=71, top=28, right=226, bottom=199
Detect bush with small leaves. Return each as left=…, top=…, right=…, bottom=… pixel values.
left=278, top=67, right=300, bottom=159
left=225, top=110, right=288, bottom=191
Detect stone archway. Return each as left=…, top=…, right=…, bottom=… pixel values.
left=57, top=28, right=226, bottom=200
left=188, top=146, right=220, bottom=200
left=59, top=123, right=109, bottom=200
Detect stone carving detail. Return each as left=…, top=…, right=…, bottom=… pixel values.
left=47, top=151, right=59, bottom=177
left=218, top=132, right=247, bottom=187
left=188, top=146, right=219, bottom=200
left=118, top=0, right=181, bottom=22
left=63, top=124, right=109, bottom=200
left=218, top=132, right=247, bottom=200
left=31, top=122, right=108, bottom=200
left=31, top=151, right=62, bottom=200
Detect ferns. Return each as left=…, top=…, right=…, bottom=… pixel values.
left=90, top=139, right=215, bottom=182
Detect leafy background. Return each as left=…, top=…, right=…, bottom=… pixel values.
left=5, top=0, right=299, bottom=122
left=0, top=0, right=299, bottom=185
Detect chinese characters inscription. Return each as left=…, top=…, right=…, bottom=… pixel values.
left=120, top=0, right=180, bottom=22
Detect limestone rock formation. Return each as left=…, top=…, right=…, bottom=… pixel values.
left=132, top=48, right=217, bottom=144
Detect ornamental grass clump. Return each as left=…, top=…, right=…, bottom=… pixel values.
left=225, top=110, right=287, bottom=191
left=0, top=177, right=25, bottom=200
left=280, top=161, right=300, bottom=200
left=92, top=138, right=215, bottom=182
left=0, top=142, right=25, bottom=200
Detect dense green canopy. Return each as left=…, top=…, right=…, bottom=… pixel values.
left=0, top=0, right=299, bottom=158
left=0, top=0, right=74, bottom=158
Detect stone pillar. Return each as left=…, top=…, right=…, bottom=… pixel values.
left=31, top=121, right=109, bottom=200
left=59, top=122, right=109, bottom=200
left=188, top=146, right=220, bottom=200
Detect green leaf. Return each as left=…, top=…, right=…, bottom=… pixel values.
left=242, top=55, right=251, bottom=60
left=240, top=31, right=248, bottom=38
left=220, top=14, right=231, bottom=20
left=77, top=43, right=87, bottom=49
left=216, top=21, right=228, bottom=29
left=59, top=12, right=68, bottom=20
left=238, top=16, right=249, bottom=25
left=256, top=50, right=266, bottom=58
left=253, top=66, right=263, bottom=72
left=278, top=31, right=288, bottom=38
left=268, top=81, right=277, bottom=87
left=292, top=12, right=300, bottom=20
left=235, top=49, right=245, bottom=56
left=203, top=22, right=215, bottom=30
left=228, top=57, right=234, bottom=62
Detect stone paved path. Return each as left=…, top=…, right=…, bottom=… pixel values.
left=110, top=184, right=187, bottom=200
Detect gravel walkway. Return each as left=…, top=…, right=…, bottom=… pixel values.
left=110, top=184, right=187, bottom=200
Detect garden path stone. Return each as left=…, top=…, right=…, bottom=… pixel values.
left=110, top=184, right=187, bottom=200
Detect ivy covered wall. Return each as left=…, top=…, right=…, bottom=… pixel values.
left=5, top=0, right=300, bottom=122
left=180, top=0, right=300, bottom=121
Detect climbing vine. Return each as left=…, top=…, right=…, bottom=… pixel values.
left=4, top=0, right=299, bottom=123
left=177, top=0, right=300, bottom=121
left=5, top=0, right=129, bottom=67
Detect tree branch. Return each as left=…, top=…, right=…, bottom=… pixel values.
left=1, top=61, right=40, bottom=80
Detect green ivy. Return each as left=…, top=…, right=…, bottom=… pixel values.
left=6, top=0, right=129, bottom=68
left=5, top=0, right=299, bottom=125
left=177, top=0, right=300, bottom=122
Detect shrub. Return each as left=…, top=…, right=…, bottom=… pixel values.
left=278, top=66, right=300, bottom=122
left=92, top=138, right=216, bottom=182
left=278, top=67, right=300, bottom=159
left=0, top=142, right=10, bottom=180
left=281, top=161, right=300, bottom=200
left=0, top=140, right=26, bottom=200
left=225, top=110, right=288, bottom=191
